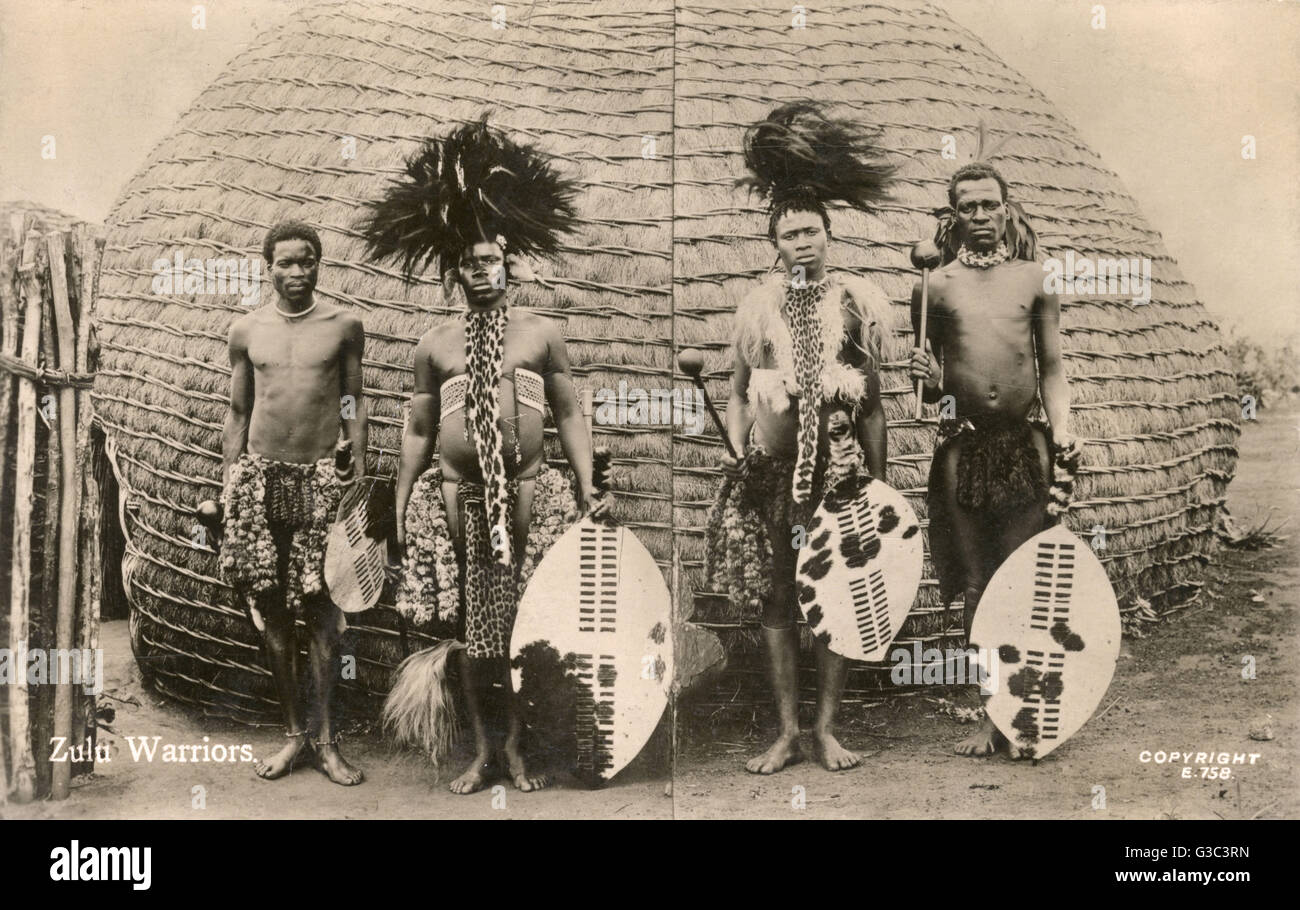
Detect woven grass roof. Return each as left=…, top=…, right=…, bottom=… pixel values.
left=93, top=0, right=673, bottom=722
left=673, top=1, right=1240, bottom=647
left=93, top=0, right=1239, bottom=721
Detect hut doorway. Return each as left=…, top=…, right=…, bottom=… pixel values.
left=92, top=424, right=129, bottom=623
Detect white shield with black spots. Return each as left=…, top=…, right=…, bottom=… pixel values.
left=972, top=523, right=1120, bottom=760
left=795, top=475, right=923, bottom=662
left=511, top=518, right=672, bottom=785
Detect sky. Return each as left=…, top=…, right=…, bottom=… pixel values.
left=1, top=0, right=1295, bottom=343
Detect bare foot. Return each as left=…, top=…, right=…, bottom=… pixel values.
left=745, top=732, right=803, bottom=774
left=314, top=740, right=364, bottom=786
left=504, top=743, right=550, bottom=792
left=449, top=754, right=495, bottom=795
left=254, top=733, right=309, bottom=780
left=954, top=718, right=1004, bottom=757
left=812, top=731, right=860, bottom=771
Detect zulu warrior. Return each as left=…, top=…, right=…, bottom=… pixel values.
left=705, top=102, right=895, bottom=773
left=908, top=159, right=1084, bottom=758
left=363, top=119, right=603, bottom=794
left=221, top=220, right=368, bottom=785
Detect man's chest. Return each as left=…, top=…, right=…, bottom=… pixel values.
left=429, top=322, right=547, bottom=379
left=248, top=322, right=342, bottom=372
left=940, top=280, right=1035, bottom=339
left=760, top=303, right=863, bottom=364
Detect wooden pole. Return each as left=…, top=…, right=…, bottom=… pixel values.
left=35, top=243, right=60, bottom=799
left=47, top=231, right=81, bottom=801
left=8, top=234, right=44, bottom=803
left=582, top=387, right=593, bottom=442
left=0, top=222, right=18, bottom=539
left=913, top=267, right=931, bottom=421
left=66, top=228, right=86, bottom=773
left=0, top=221, right=14, bottom=805
left=73, top=226, right=104, bottom=772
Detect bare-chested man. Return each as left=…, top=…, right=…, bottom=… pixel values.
left=392, top=239, right=602, bottom=794
left=908, top=162, right=1084, bottom=758
left=221, top=220, right=367, bottom=785
left=705, top=102, right=895, bottom=774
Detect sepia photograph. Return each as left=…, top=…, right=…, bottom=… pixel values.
left=0, top=0, right=1295, bottom=878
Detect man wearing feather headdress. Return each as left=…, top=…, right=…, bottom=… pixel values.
left=221, top=220, right=368, bottom=786
left=362, top=118, right=604, bottom=793
left=908, top=157, right=1084, bottom=758
left=704, top=102, right=895, bottom=774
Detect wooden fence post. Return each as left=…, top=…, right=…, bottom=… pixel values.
left=47, top=231, right=81, bottom=801
left=36, top=237, right=60, bottom=799
left=73, top=226, right=105, bottom=769
left=0, top=221, right=16, bottom=805
left=7, top=235, right=44, bottom=803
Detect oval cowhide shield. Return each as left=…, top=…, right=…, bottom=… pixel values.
left=511, top=518, right=672, bottom=785
left=795, top=475, right=923, bottom=662
left=324, top=483, right=386, bottom=614
left=971, top=523, right=1120, bottom=760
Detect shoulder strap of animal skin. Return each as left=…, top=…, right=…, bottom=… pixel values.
left=836, top=271, right=894, bottom=368
left=733, top=274, right=785, bottom=367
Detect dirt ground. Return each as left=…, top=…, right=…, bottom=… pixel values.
left=5, top=406, right=1296, bottom=819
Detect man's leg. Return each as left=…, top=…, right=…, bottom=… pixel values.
left=812, top=639, right=859, bottom=770
left=980, top=427, right=1052, bottom=760
left=253, top=592, right=309, bottom=779
left=450, top=652, right=497, bottom=794
left=500, top=478, right=548, bottom=791
left=443, top=482, right=498, bottom=795
left=307, top=595, right=363, bottom=785
left=939, top=439, right=1003, bottom=757
left=996, top=427, right=1051, bottom=559
left=746, top=519, right=803, bottom=774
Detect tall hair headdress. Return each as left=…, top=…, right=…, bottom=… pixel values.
left=359, top=116, right=581, bottom=291
left=736, top=101, right=894, bottom=235
left=931, top=122, right=1038, bottom=264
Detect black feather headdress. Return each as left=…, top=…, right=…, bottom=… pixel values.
left=736, top=101, right=894, bottom=235
left=360, top=116, right=581, bottom=282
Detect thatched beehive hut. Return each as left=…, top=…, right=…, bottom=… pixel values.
left=93, top=0, right=673, bottom=723
left=672, top=1, right=1241, bottom=673
left=94, top=0, right=1242, bottom=723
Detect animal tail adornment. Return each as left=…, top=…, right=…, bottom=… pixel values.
left=381, top=639, right=468, bottom=768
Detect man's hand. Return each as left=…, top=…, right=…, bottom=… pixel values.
left=385, top=537, right=405, bottom=586
left=720, top=450, right=743, bottom=478
left=582, top=491, right=613, bottom=522
left=384, top=559, right=404, bottom=587
left=1052, top=429, right=1085, bottom=466
left=908, top=339, right=940, bottom=389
